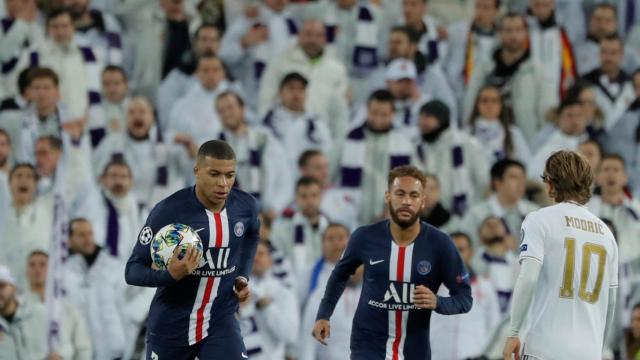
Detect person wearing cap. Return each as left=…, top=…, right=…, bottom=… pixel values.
left=463, top=12, right=556, bottom=141
left=24, top=251, right=93, bottom=360
left=415, top=100, right=489, bottom=217
left=384, top=57, right=458, bottom=128
left=258, top=19, right=349, bottom=129
left=364, top=26, right=456, bottom=118
left=0, top=265, right=48, bottom=360
left=337, top=89, right=418, bottom=225
left=261, top=72, right=332, bottom=170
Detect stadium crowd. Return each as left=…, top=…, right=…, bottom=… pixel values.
left=0, top=0, right=639, bottom=359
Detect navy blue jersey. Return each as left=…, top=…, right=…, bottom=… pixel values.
left=317, top=220, right=472, bottom=360
left=125, top=187, right=260, bottom=346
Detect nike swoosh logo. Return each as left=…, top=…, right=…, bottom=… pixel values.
left=369, top=259, right=384, bottom=265
left=194, top=227, right=205, bottom=233
left=241, top=353, right=249, bottom=359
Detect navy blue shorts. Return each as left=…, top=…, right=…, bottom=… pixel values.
left=146, top=316, right=246, bottom=360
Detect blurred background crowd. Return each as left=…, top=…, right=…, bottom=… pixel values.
left=0, top=0, right=640, bottom=359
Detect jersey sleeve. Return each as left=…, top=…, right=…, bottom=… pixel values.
left=237, top=199, right=261, bottom=281
left=434, top=233, right=473, bottom=315
left=124, top=203, right=177, bottom=288
left=316, top=228, right=364, bottom=320
left=518, top=211, right=546, bottom=265
left=609, top=236, right=619, bottom=288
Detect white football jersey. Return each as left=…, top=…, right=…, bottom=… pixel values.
left=519, top=202, right=618, bottom=360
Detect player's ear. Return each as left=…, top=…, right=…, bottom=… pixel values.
left=384, top=190, right=390, bottom=203
left=193, top=166, right=198, bottom=176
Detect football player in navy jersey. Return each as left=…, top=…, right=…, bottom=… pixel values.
left=125, top=140, right=260, bottom=360
left=313, top=165, right=472, bottom=360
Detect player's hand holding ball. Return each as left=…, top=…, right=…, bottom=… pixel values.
left=502, top=336, right=521, bottom=360
left=413, top=285, right=437, bottom=310
left=167, top=244, right=201, bottom=280
left=312, top=319, right=330, bottom=345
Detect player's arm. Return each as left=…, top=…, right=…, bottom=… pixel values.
left=236, top=201, right=261, bottom=281
left=315, top=228, right=364, bottom=321
left=124, top=205, right=177, bottom=288
left=604, top=239, right=619, bottom=350
left=432, top=234, right=473, bottom=315
left=503, top=213, right=545, bottom=359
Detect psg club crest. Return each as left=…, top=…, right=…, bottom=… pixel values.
left=139, top=226, right=153, bottom=245
left=417, top=260, right=431, bottom=275
left=234, top=222, right=245, bottom=237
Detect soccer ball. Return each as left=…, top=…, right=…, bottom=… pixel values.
left=150, top=223, right=204, bottom=270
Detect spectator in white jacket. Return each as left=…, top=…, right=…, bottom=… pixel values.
left=296, top=223, right=350, bottom=303
left=24, top=250, right=92, bottom=360
left=262, top=72, right=332, bottom=170
left=0, top=0, right=44, bottom=98
left=445, top=0, right=500, bottom=103
left=581, top=34, right=636, bottom=131
left=0, top=265, right=48, bottom=360
left=87, top=65, right=130, bottom=148
left=64, top=218, right=128, bottom=360
left=239, top=240, right=299, bottom=360
left=68, top=0, right=123, bottom=66
left=271, top=176, right=330, bottom=292
left=219, top=0, right=298, bottom=110
left=466, top=85, right=532, bottom=165
left=168, top=54, right=242, bottom=145
left=157, top=23, right=221, bottom=129
left=0, top=164, right=52, bottom=291
left=529, top=98, right=589, bottom=181
left=400, top=0, right=448, bottom=67
left=258, top=19, right=349, bottom=126
left=93, top=96, right=197, bottom=211
left=464, top=12, right=556, bottom=140
left=299, top=265, right=362, bottom=360
left=430, top=232, right=501, bottom=360
left=215, top=90, right=293, bottom=215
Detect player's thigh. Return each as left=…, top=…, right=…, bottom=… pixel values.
left=146, top=340, right=197, bottom=360
left=196, top=317, right=247, bottom=360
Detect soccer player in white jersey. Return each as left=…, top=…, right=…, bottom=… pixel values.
left=503, top=150, right=618, bottom=360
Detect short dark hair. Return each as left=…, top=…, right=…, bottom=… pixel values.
left=194, top=23, right=220, bottom=40
left=17, top=68, right=33, bottom=95
left=0, top=128, right=11, bottom=146
left=591, top=3, right=617, bottom=20
left=367, top=89, right=395, bottom=110
left=298, top=149, right=323, bottom=169
left=29, top=67, right=59, bottom=86
left=579, top=138, right=603, bottom=156
left=556, top=98, right=583, bottom=116
left=450, top=231, right=472, bottom=249
left=46, top=7, right=73, bottom=26
left=279, top=72, right=308, bottom=90
left=9, top=163, right=37, bottom=181
left=68, top=217, right=90, bottom=236
left=296, top=176, right=322, bottom=191
left=600, top=153, right=626, bottom=168
left=600, top=33, right=624, bottom=48
left=388, top=165, right=426, bottom=188
left=491, top=159, right=525, bottom=182
left=36, top=136, right=62, bottom=151
left=498, top=12, right=527, bottom=31
left=390, top=25, right=421, bottom=44
left=28, top=250, right=49, bottom=260
left=102, top=65, right=128, bottom=82
left=322, top=223, right=350, bottom=240
left=216, top=90, right=244, bottom=108
left=197, top=140, right=236, bottom=162
left=102, top=157, right=132, bottom=177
